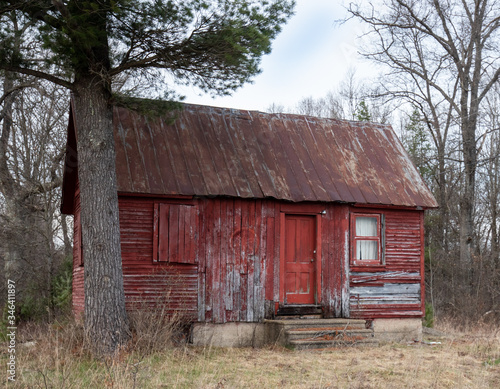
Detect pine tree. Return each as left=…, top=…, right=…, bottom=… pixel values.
left=0, top=0, right=294, bottom=357
left=355, top=100, right=371, bottom=121
left=403, top=107, right=432, bottom=180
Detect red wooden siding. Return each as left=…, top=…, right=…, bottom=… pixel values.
left=72, top=196, right=199, bottom=320
left=322, top=204, right=350, bottom=318
left=119, top=198, right=198, bottom=319
left=72, top=186, right=84, bottom=317
left=72, top=192, right=424, bottom=322
left=349, top=208, right=425, bottom=318
left=199, top=198, right=276, bottom=323
left=197, top=200, right=349, bottom=323
left=153, top=203, right=197, bottom=264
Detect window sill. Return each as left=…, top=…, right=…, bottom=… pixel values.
left=350, top=263, right=387, bottom=272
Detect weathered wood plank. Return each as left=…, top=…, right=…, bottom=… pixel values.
left=265, top=215, right=275, bottom=302
left=246, top=200, right=256, bottom=322
left=351, top=271, right=421, bottom=284
left=256, top=200, right=267, bottom=320
left=350, top=283, right=421, bottom=295
left=339, top=205, right=350, bottom=318
left=321, top=205, right=333, bottom=317
left=158, top=204, right=169, bottom=262
left=212, top=199, right=223, bottom=323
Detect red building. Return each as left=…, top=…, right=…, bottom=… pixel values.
left=61, top=102, right=438, bottom=347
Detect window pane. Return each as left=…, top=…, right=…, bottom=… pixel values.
left=356, top=217, right=378, bottom=237
left=356, top=240, right=378, bottom=260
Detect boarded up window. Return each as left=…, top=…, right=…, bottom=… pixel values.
left=153, top=203, right=197, bottom=264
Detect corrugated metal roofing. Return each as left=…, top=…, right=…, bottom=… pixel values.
left=110, top=103, right=437, bottom=208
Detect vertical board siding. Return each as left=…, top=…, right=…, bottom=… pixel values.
left=321, top=204, right=350, bottom=318
left=349, top=209, right=424, bottom=318
left=155, top=203, right=198, bottom=264
left=199, top=198, right=273, bottom=323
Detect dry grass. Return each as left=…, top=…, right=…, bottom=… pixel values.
left=2, top=319, right=500, bottom=388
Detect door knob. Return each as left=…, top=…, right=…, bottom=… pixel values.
left=311, top=258, right=314, bottom=262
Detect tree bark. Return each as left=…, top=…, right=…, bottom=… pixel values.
left=72, top=76, right=130, bottom=356
left=61, top=214, right=73, bottom=260
left=1, top=71, right=22, bottom=287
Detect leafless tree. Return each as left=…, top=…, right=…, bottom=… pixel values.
left=0, top=12, right=70, bottom=319
left=0, top=74, right=70, bottom=318
left=348, top=0, right=500, bottom=269
left=290, top=70, right=393, bottom=122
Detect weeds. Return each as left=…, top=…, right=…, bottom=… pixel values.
left=2, top=318, right=500, bottom=388
left=128, top=306, right=189, bottom=355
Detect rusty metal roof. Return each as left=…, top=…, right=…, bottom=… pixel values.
left=61, top=102, right=438, bottom=213
left=108, top=103, right=437, bottom=208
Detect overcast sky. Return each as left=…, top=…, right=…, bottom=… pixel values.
left=174, top=0, right=376, bottom=112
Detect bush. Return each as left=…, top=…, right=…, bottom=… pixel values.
left=128, top=306, right=190, bottom=355
left=423, top=302, right=435, bottom=328
left=51, top=256, right=73, bottom=312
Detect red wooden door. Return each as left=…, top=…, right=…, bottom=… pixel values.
left=284, top=215, right=317, bottom=304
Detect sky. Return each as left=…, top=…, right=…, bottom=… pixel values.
left=174, top=0, right=375, bottom=112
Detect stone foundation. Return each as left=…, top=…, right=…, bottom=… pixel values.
left=191, top=322, right=267, bottom=347
left=371, top=318, right=422, bottom=342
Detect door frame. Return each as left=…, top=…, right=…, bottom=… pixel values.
left=279, top=205, right=322, bottom=306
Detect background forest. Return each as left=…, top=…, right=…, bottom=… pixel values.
left=1, top=0, right=500, bottom=330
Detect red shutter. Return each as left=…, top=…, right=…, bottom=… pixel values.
left=154, top=203, right=197, bottom=264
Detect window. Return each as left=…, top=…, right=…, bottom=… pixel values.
left=351, top=213, right=384, bottom=266
left=153, top=203, right=198, bottom=264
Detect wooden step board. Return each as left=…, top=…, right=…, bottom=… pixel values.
left=265, top=318, right=378, bottom=350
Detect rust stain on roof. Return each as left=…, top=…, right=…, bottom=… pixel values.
left=62, top=102, right=439, bottom=212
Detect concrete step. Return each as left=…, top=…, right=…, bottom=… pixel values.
left=273, top=314, right=323, bottom=320
left=265, top=318, right=377, bottom=349
left=265, top=318, right=367, bottom=330
left=290, top=337, right=379, bottom=350
left=286, top=328, right=374, bottom=342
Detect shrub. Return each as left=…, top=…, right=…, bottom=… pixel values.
left=423, top=302, right=435, bottom=328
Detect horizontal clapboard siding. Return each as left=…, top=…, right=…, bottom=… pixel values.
left=350, top=282, right=422, bottom=318
left=72, top=186, right=84, bottom=317
left=123, top=271, right=198, bottom=313
left=350, top=283, right=421, bottom=303
left=385, top=211, right=422, bottom=271
left=349, top=209, right=424, bottom=318
left=119, top=197, right=198, bottom=319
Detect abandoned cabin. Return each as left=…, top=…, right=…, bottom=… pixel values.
left=61, top=102, right=438, bottom=348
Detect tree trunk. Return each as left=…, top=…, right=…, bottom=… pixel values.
left=491, top=136, right=500, bottom=266
left=435, top=143, right=447, bottom=250
left=72, top=77, right=130, bottom=357
left=61, top=214, right=73, bottom=260
left=1, top=71, right=22, bottom=288
left=459, top=77, right=479, bottom=270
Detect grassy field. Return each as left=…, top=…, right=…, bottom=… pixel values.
left=2, top=320, right=500, bottom=388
